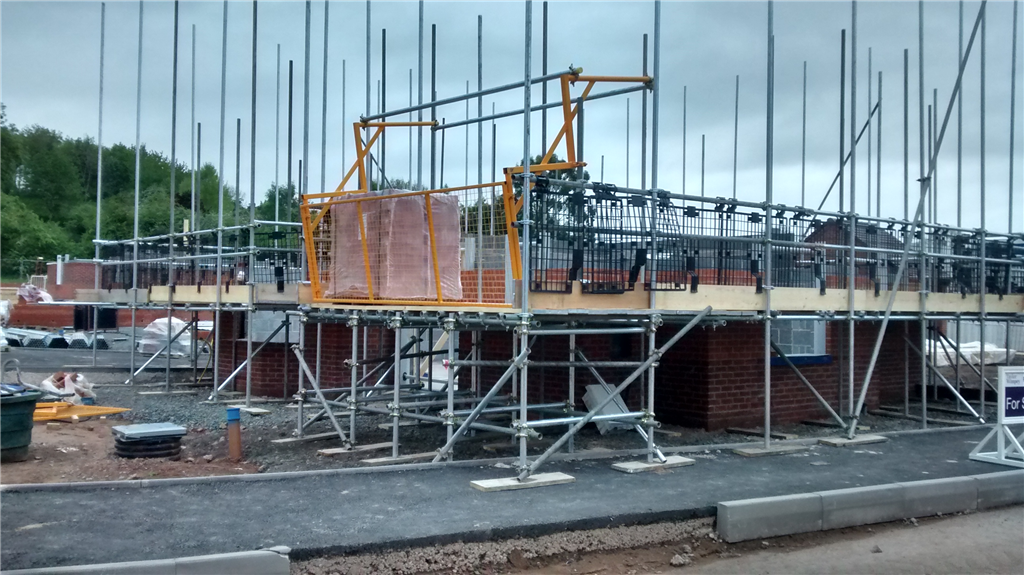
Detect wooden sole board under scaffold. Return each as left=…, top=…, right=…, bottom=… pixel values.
left=470, top=472, right=576, bottom=492
left=611, top=455, right=696, bottom=474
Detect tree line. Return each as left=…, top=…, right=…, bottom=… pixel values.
left=0, top=104, right=299, bottom=277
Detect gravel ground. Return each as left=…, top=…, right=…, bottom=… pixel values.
left=12, top=365, right=999, bottom=476
left=293, top=517, right=718, bottom=575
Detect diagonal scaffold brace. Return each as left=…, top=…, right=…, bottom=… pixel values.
left=292, top=344, right=351, bottom=447
left=517, top=306, right=712, bottom=481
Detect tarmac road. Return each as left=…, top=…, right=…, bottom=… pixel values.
left=1, top=426, right=1019, bottom=571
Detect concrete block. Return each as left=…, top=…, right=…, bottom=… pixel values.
left=611, top=455, right=696, bottom=474
left=361, top=451, right=436, bottom=465
left=717, top=493, right=823, bottom=543
left=973, top=470, right=1024, bottom=510
left=818, top=434, right=888, bottom=448
left=726, top=427, right=799, bottom=440
left=470, top=472, right=576, bottom=492
left=732, top=444, right=809, bottom=457
left=820, top=484, right=906, bottom=530
left=270, top=431, right=339, bottom=445
left=899, top=476, right=978, bottom=518
left=1, top=559, right=174, bottom=575
left=174, top=550, right=290, bottom=575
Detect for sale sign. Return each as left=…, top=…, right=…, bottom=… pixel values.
left=998, top=367, right=1024, bottom=425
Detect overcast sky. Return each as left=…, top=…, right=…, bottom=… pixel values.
left=2, top=1, right=1021, bottom=233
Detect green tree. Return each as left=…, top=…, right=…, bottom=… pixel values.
left=1, top=104, right=21, bottom=196
left=0, top=192, right=72, bottom=275
left=255, top=183, right=300, bottom=223
left=16, top=126, right=84, bottom=216
left=510, top=154, right=590, bottom=240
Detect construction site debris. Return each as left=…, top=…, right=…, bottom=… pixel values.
left=16, top=283, right=53, bottom=304
left=0, top=300, right=11, bottom=326
left=33, top=402, right=129, bottom=422
left=39, top=372, right=96, bottom=404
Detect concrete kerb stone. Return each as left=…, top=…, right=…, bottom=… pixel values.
left=717, top=492, right=823, bottom=543
left=820, top=483, right=906, bottom=530
left=879, top=424, right=991, bottom=437
left=174, top=548, right=290, bottom=575
left=718, top=471, right=1022, bottom=543
left=0, top=548, right=290, bottom=575
left=974, top=470, right=1024, bottom=510
left=898, top=476, right=978, bottom=518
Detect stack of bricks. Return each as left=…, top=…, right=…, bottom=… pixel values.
left=457, top=269, right=507, bottom=304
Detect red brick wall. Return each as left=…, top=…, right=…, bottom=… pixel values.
left=215, top=314, right=393, bottom=398
left=46, top=262, right=98, bottom=300
left=464, top=319, right=920, bottom=431
left=458, top=269, right=506, bottom=304
left=210, top=313, right=920, bottom=429
left=7, top=303, right=75, bottom=329
left=659, top=320, right=921, bottom=430
left=460, top=330, right=646, bottom=413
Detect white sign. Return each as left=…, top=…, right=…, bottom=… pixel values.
left=970, top=366, right=1024, bottom=468
left=998, top=367, right=1024, bottom=425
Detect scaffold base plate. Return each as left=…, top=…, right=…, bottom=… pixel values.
left=470, top=472, right=576, bottom=492
left=611, top=455, right=696, bottom=474
left=819, top=434, right=889, bottom=447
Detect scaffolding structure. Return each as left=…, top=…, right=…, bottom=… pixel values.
left=67, top=0, right=1023, bottom=479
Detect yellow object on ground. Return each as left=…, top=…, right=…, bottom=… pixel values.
left=33, top=402, right=129, bottom=422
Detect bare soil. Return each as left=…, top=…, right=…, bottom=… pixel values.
left=0, top=361, right=1003, bottom=485
left=0, top=418, right=257, bottom=484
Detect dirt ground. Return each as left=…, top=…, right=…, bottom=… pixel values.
left=0, top=417, right=257, bottom=484
left=292, top=506, right=1024, bottom=575
left=0, top=362, right=1005, bottom=484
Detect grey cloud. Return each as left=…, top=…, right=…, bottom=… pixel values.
left=2, top=1, right=1020, bottom=233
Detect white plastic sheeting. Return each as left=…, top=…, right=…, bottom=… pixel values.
left=16, top=283, right=53, bottom=303
left=39, top=372, right=96, bottom=405
left=137, top=317, right=193, bottom=357
left=930, top=340, right=1018, bottom=367
left=326, top=190, right=463, bottom=300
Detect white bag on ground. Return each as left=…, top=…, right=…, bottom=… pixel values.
left=39, top=372, right=97, bottom=405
